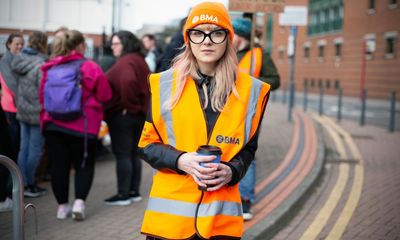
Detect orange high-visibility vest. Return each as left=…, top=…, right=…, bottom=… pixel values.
left=238, top=47, right=263, bottom=78
left=139, top=69, right=270, bottom=239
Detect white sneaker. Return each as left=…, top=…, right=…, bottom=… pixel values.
left=72, top=199, right=85, bottom=221
left=0, top=197, right=13, bottom=212
left=243, top=212, right=253, bottom=221
left=57, top=204, right=71, bottom=219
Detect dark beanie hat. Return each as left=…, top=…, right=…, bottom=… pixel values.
left=232, top=18, right=252, bottom=40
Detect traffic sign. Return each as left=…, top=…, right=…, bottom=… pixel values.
left=228, top=0, right=285, bottom=13
left=279, top=6, right=308, bottom=26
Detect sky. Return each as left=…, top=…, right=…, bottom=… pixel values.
left=131, top=0, right=228, bottom=30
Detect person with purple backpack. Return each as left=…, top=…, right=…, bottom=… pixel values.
left=39, top=30, right=112, bottom=221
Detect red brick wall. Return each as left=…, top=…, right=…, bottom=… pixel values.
left=271, top=0, right=400, bottom=99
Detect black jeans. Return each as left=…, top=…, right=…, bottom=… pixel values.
left=45, top=131, right=96, bottom=204
left=106, top=112, right=145, bottom=195
left=4, top=112, right=20, bottom=161
left=0, top=108, right=13, bottom=201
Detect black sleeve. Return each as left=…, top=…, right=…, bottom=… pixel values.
left=137, top=143, right=186, bottom=174
left=222, top=129, right=260, bottom=186
left=137, top=101, right=186, bottom=174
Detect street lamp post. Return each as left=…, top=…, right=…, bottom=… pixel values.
left=288, top=26, right=297, bottom=122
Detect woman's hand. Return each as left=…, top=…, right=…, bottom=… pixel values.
left=201, top=162, right=232, bottom=192
left=177, top=152, right=218, bottom=189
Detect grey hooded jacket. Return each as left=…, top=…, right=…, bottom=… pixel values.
left=12, top=48, right=47, bottom=124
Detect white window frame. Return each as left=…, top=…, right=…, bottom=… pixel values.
left=333, top=37, right=344, bottom=61
left=364, top=34, right=376, bottom=60
left=317, top=39, right=327, bottom=62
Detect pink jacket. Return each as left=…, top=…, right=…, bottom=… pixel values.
left=0, top=72, right=17, bottom=113
left=39, top=52, right=112, bottom=136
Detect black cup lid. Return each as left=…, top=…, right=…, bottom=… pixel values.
left=196, top=145, right=222, bottom=155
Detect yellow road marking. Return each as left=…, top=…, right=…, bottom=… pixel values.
left=315, top=117, right=347, bottom=161
left=299, top=116, right=350, bottom=240
left=325, top=118, right=364, bottom=240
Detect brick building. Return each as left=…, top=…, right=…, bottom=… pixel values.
left=269, top=0, right=400, bottom=99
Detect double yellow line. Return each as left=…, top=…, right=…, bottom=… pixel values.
left=300, top=116, right=364, bottom=240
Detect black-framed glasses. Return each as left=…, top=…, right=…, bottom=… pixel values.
left=187, top=29, right=228, bottom=44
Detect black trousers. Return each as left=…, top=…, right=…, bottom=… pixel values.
left=0, top=107, right=13, bottom=201
left=45, top=131, right=96, bottom=204
left=106, top=112, right=145, bottom=195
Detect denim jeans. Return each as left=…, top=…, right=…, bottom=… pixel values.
left=17, top=122, right=44, bottom=186
left=107, top=112, right=145, bottom=195
left=239, top=159, right=256, bottom=203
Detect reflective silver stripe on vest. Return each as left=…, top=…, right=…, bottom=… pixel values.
left=244, top=77, right=263, bottom=144
left=159, top=70, right=176, bottom=146
left=147, top=197, right=242, bottom=217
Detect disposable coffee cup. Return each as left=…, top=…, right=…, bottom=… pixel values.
left=197, top=145, right=222, bottom=191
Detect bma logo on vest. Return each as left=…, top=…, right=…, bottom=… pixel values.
left=192, top=15, right=219, bottom=24
left=216, top=135, right=240, bottom=145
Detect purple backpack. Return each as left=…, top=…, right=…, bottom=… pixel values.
left=44, top=59, right=86, bottom=120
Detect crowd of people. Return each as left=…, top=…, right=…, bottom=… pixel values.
left=0, top=22, right=191, bottom=217
left=0, top=1, right=280, bottom=238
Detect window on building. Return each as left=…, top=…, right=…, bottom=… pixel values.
left=308, top=0, right=343, bottom=35
left=304, top=46, right=310, bottom=59
left=339, top=4, right=344, bottom=19
left=326, top=80, right=331, bottom=89
left=278, top=48, right=285, bottom=62
left=324, top=9, right=330, bottom=31
left=334, top=80, right=340, bottom=90
left=389, top=0, right=398, bottom=9
left=386, top=38, right=395, bottom=54
left=365, top=36, right=376, bottom=60
left=329, top=8, right=335, bottom=21
left=385, top=37, right=396, bottom=59
left=369, top=0, right=375, bottom=9
left=335, top=43, right=342, bottom=58
left=367, top=0, right=376, bottom=14
left=311, top=79, right=315, bottom=88
left=318, top=45, right=325, bottom=61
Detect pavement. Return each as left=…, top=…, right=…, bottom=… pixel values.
left=1, top=100, right=399, bottom=240
left=271, top=114, right=400, bottom=240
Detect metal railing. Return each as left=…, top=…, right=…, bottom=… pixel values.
left=271, top=86, right=398, bottom=132
left=0, top=155, right=37, bottom=240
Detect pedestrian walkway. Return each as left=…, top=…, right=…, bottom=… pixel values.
left=0, top=102, right=295, bottom=240
left=243, top=110, right=324, bottom=240
left=271, top=113, right=400, bottom=240
left=4, top=100, right=396, bottom=240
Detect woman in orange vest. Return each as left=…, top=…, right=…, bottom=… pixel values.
left=232, top=17, right=281, bottom=221
left=138, top=2, right=271, bottom=239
